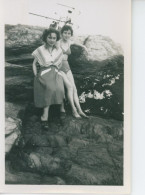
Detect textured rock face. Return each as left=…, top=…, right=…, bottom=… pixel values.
left=5, top=117, right=21, bottom=154
left=5, top=24, right=123, bottom=62
left=5, top=62, right=33, bottom=103
left=8, top=104, right=123, bottom=185
left=5, top=24, right=44, bottom=57
left=6, top=161, right=65, bottom=184
left=83, top=35, right=123, bottom=61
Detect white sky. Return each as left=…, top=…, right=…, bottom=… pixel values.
left=2, top=0, right=130, bottom=48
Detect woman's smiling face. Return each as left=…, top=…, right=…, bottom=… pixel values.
left=62, top=30, right=72, bottom=41
left=46, top=33, right=57, bottom=46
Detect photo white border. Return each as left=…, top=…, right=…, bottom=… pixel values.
left=0, top=0, right=131, bottom=194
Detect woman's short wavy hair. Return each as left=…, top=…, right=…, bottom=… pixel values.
left=42, top=28, right=60, bottom=43
left=61, top=25, right=73, bottom=36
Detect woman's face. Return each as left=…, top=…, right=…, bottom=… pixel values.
left=62, top=30, right=72, bottom=41
left=46, top=33, right=57, bottom=46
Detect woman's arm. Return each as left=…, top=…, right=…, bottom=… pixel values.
left=32, top=58, right=38, bottom=76
left=57, top=51, right=63, bottom=69
left=70, top=40, right=88, bottom=52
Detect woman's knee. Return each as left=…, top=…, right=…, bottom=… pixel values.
left=67, top=83, right=73, bottom=92
left=60, top=71, right=73, bottom=91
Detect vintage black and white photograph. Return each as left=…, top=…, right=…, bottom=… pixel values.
left=1, top=0, right=131, bottom=193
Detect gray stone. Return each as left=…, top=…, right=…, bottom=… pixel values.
left=5, top=117, right=21, bottom=154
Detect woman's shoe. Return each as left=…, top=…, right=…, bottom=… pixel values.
left=41, top=120, right=49, bottom=129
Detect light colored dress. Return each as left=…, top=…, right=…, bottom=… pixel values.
left=32, top=44, right=64, bottom=108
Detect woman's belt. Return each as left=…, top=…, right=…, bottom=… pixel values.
left=40, top=65, right=62, bottom=77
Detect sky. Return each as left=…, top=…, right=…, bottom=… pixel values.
left=2, top=0, right=130, bottom=49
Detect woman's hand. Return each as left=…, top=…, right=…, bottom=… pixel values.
left=73, top=42, right=88, bottom=53
left=32, top=58, right=38, bottom=76
left=82, top=45, right=88, bottom=53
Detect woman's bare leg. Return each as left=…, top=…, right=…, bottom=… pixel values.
left=41, top=106, right=50, bottom=121
left=60, top=71, right=81, bottom=118
left=66, top=70, right=88, bottom=117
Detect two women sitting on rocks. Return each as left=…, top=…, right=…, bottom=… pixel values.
left=32, top=26, right=87, bottom=129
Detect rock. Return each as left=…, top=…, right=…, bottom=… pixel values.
left=5, top=62, right=33, bottom=103
left=7, top=104, right=123, bottom=185
left=5, top=160, right=66, bottom=184
left=83, top=35, right=123, bottom=61
left=5, top=24, right=44, bottom=59
left=5, top=102, right=26, bottom=118
left=66, top=164, right=113, bottom=185
left=72, top=34, right=123, bottom=62
left=5, top=24, right=123, bottom=63
left=5, top=117, right=21, bottom=155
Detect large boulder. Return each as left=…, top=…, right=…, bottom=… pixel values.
left=83, top=35, right=123, bottom=61
left=5, top=24, right=44, bottom=59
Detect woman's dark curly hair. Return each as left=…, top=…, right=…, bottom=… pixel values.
left=61, top=25, right=73, bottom=36
left=42, top=28, right=60, bottom=43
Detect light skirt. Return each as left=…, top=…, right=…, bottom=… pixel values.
left=34, top=66, right=64, bottom=108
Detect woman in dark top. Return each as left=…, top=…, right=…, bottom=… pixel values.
left=58, top=25, right=88, bottom=118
